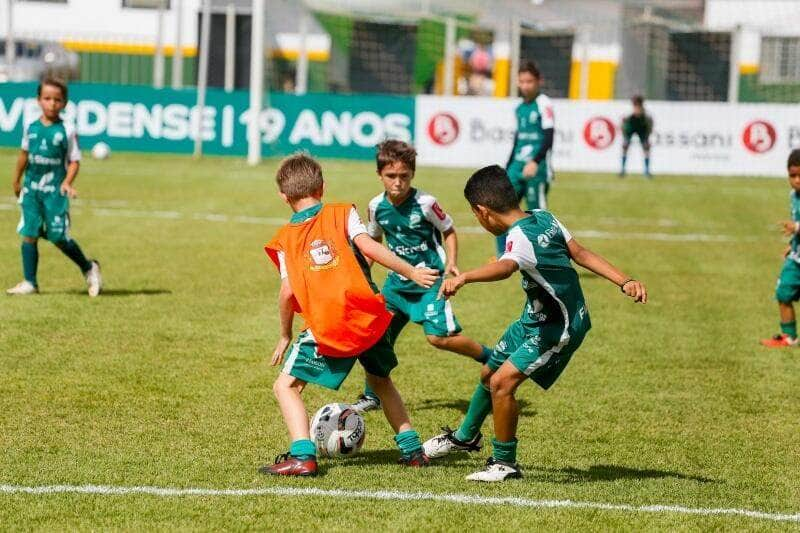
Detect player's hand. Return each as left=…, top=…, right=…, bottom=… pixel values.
left=60, top=182, right=77, bottom=199
left=445, top=262, right=460, bottom=278
left=522, top=160, right=538, bottom=178
left=270, top=336, right=291, bottom=366
left=621, top=279, right=647, bottom=303
left=409, top=267, right=439, bottom=289
left=780, top=221, right=798, bottom=236
left=12, top=181, right=21, bottom=198
left=438, top=274, right=466, bottom=300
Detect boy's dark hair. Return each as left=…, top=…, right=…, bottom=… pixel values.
left=519, top=60, right=540, bottom=78
left=38, top=77, right=68, bottom=100
left=376, top=139, right=416, bottom=173
left=788, top=149, right=800, bottom=169
left=464, top=165, right=519, bottom=213
left=632, top=94, right=644, bottom=107
left=276, top=153, right=324, bottom=202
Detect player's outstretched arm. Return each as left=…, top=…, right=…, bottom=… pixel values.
left=12, top=150, right=27, bottom=197
left=567, top=239, right=647, bottom=303
left=353, top=233, right=439, bottom=288
left=438, top=259, right=518, bottom=299
left=442, top=228, right=460, bottom=276
left=271, top=277, right=295, bottom=366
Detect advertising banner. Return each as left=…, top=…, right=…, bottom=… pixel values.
left=0, top=83, right=414, bottom=160
left=415, top=95, right=800, bottom=177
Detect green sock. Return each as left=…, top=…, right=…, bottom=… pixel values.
left=454, top=382, right=492, bottom=442
left=394, top=430, right=422, bottom=457
left=363, top=382, right=378, bottom=400
left=492, top=437, right=518, bottom=464
left=56, top=239, right=92, bottom=273
left=289, top=439, right=316, bottom=460
left=21, top=241, right=38, bottom=286
left=780, top=321, right=797, bottom=339
left=478, top=345, right=493, bottom=364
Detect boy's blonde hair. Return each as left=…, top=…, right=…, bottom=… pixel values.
left=276, top=153, right=324, bottom=201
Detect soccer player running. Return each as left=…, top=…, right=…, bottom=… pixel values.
left=424, top=165, right=646, bottom=482
left=620, top=95, right=654, bottom=178
left=497, top=61, right=555, bottom=257
left=351, top=140, right=494, bottom=414
left=8, top=78, right=102, bottom=296
left=761, top=149, right=800, bottom=347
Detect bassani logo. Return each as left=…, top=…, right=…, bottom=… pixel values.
left=583, top=117, right=616, bottom=150
left=742, top=120, right=776, bottom=154
left=427, top=112, right=459, bottom=145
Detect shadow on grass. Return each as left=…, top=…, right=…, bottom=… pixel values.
left=414, top=397, right=536, bottom=417
left=329, top=448, right=475, bottom=470
left=526, top=464, right=719, bottom=484
left=46, top=288, right=172, bottom=297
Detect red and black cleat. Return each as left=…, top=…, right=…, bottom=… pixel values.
left=398, top=449, right=430, bottom=467
left=259, top=453, right=318, bottom=477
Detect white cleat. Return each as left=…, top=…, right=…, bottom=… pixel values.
left=85, top=260, right=102, bottom=297
left=351, top=394, right=381, bottom=414
left=466, top=457, right=523, bottom=482
left=6, top=280, right=39, bottom=295
left=422, top=427, right=483, bottom=459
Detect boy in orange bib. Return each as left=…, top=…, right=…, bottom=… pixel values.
left=261, top=154, right=439, bottom=476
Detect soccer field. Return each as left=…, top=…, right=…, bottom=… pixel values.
left=1, top=148, right=798, bottom=530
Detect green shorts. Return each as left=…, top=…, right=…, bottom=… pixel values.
left=507, top=165, right=550, bottom=210
left=17, top=186, right=70, bottom=242
left=282, top=329, right=398, bottom=390
left=525, top=178, right=549, bottom=210
left=382, top=283, right=462, bottom=338
left=487, top=319, right=589, bottom=390
left=776, top=258, right=800, bottom=303
left=622, top=127, right=651, bottom=148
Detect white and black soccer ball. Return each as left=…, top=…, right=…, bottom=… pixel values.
left=310, top=403, right=366, bottom=457
left=91, top=142, right=111, bottom=160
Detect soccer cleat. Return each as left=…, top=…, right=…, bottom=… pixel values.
left=351, top=394, right=381, bottom=414
left=85, top=260, right=102, bottom=297
left=6, top=280, right=38, bottom=295
left=423, top=427, right=483, bottom=459
left=760, top=334, right=798, bottom=348
left=466, top=457, right=523, bottom=482
left=397, top=449, right=430, bottom=467
left=258, top=453, right=317, bottom=477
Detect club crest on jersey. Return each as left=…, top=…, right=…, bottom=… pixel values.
left=537, top=234, right=551, bottom=248
left=409, top=212, right=422, bottom=228
left=308, top=239, right=339, bottom=271
left=52, top=132, right=63, bottom=146
left=529, top=110, right=539, bottom=122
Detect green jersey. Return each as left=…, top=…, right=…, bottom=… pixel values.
left=367, top=188, right=453, bottom=294
left=507, top=93, right=555, bottom=182
left=789, top=191, right=800, bottom=263
left=622, top=113, right=653, bottom=138
left=500, top=210, right=590, bottom=345
left=21, top=119, right=80, bottom=193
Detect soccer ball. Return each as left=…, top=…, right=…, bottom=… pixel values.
left=310, top=403, right=366, bottom=457
left=91, top=142, right=111, bottom=160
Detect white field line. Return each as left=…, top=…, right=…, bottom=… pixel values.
left=0, top=484, right=798, bottom=524
left=0, top=201, right=761, bottom=242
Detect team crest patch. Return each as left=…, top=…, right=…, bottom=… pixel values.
left=537, top=234, right=550, bottom=247
left=53, top=132, right=63, bottom=146
left=308, top=239, right=339, bottom=271
left=409, top=213, right=422, bottom=228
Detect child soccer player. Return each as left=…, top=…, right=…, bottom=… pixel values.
left=761, top=149, right=800, bottom=347
left=423, top=165, right=647, bottom=482
left=350, top=140, right=494, bottom=414
left=262, top=154, right=439, bottom=476
left=620, top=95, right=654, bottom=178
left=8, top=78, right=101, bottom=296
left=499, top=61, right=555, bottom=257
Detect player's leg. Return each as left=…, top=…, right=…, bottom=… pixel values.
left=359, top=335, right=428, bottom=466
left=762, top=259, right=800, bottom=347
left=642, top=136, right=652, bottom=178
left=44, top=193, right=102, bottom=296
left=8, top=190, right=42, bottom=295
left=620, top=135, right=631, bottom=177
left=525, top=178, right=547, bottom=211
left=423, top=321, right=525, bottom=459
left=261, top=330, right=357, bottom=475
left=418, top=293, right=492, bottom=362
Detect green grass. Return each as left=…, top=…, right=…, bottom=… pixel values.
left=1, top=149, right=798, bottom=531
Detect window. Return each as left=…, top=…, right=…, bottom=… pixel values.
left=760, top=37, right=800, bottom=84
left=122, top=0, right=171, bottom=8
